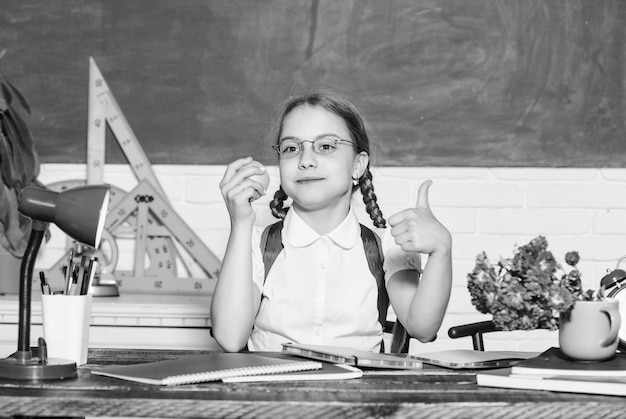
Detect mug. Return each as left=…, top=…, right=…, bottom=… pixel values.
left=559, top=299, right=620, bottom=361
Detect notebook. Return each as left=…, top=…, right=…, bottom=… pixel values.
left=90, top=353, right=322, bottom=386
left=476, top=368, right=626, bottom=396
left=223, top=361, right=362, bottom=382
left=510, top=347, right=626, bottom=377
left=281, top=343, right=423, bottom=369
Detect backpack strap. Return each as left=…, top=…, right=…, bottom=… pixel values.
left=260, top=220, right=410, bottom=353
left=359, top=225, right=410, bottom=353
left=260, top=220, right=284, bottom=283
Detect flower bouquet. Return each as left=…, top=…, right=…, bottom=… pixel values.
left=467, top=236, right=597, bottom=331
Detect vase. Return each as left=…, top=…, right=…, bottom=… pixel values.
left=0, top=245, right=21, bottom=294
left=559, top=300, right=620, bottom=361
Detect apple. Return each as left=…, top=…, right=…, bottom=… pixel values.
left=247, top=162, right=270, bottom=191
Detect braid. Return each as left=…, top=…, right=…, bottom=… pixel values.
left=359, top=167, right=386, bottom=228
left=269, top=186, right=289, bottom=220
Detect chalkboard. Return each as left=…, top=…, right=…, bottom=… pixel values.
left=1, top=0, right=625, bottom=167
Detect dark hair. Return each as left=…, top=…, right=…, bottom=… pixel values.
left=268, top=89, right=386, bottom=228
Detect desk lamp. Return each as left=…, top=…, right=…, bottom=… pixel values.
left=0, top=184, right=110, bottom=380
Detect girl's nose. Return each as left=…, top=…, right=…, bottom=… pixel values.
left=298, top=143, right=317, bottom=169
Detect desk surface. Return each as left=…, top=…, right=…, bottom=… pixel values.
left=0, top=348, right=625, bottom=419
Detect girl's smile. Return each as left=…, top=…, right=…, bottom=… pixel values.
left=295, top=176, right=325, bottom=183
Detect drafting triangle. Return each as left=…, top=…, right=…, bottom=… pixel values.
left=106, top=179, right=221, bottom=280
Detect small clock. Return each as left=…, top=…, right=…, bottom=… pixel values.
left=600, top=256, right=626, bottom=352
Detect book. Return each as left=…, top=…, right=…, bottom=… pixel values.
left=90, top=353, right=322, bottom=386
left=511, top=347, right=626, bottom=377
left=223, top=361, right=362, bottom=382
left=476, top=368, right=626, bottom=396
left=412, top=349, right=538, bottom=369
left=282, top=343, right=423, bottom=369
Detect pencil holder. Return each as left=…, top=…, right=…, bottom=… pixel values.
left=41, top=294, right=92, bottom=365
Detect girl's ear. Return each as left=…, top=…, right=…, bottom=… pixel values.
left=353, top=151, right=369, bottom=179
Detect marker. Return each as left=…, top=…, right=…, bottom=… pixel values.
left=39, top=271, right=51, bottom=295
left=37, top=337, right=48, bottom=364
left=39, top=271, right=47, bottom=295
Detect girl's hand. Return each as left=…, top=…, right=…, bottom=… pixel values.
left=219, top=157, right=269, bottom=224
left=388, top=180, right=451, bottom=256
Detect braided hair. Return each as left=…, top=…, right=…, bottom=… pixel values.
left=268, top=89, right=386, bottom=228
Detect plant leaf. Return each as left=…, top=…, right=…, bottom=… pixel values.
left=4, top=78, right=31, bottom=114
left=0, top=182, right=31, bottom=257
left=0, top=69, right=40, bottom=256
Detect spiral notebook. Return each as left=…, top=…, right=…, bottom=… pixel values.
left=223, top=361, right=363, bottom=382
left=90, top=353, right=322, bottom=386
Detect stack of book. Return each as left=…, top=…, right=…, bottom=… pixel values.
left=476, top=347, right=626, bottom=396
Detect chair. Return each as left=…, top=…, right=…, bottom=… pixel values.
left=385, top=320, right=498, bottom=353
left=382, top=321, right=412, bottom=353
left=447, top=320, right=498, bottom=351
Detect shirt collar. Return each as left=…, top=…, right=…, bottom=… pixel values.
left=283, top=208, right=361, bottom=249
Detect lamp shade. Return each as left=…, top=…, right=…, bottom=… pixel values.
left=18, top=185, right=110, bottom=248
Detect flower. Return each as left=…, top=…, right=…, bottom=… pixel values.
left=467, top=236, right=595, bottom=331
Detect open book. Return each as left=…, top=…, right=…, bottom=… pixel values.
left=91, top=353, right=322, bottom=386
left=282, top=342, right=423, bottom=369
left=413, top=349, right=537, bottom=369
left=282, top=342, right=536, bottom=370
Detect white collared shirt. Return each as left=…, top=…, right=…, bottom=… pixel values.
left=248, top=208, right=421, bottom=352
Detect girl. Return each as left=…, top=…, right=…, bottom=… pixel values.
left=212, top=89, right=452, bottom=353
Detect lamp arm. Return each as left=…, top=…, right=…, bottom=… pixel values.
left=15, top=220, right=47, bottom=362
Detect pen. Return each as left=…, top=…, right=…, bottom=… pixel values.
left=86, top=257, right=99, bottom=295
left=80, top=257, right=95, bottom=295
left=76, top=255, right=87, bottom=295
left=39, top=271, right=46, bottom=294
left=64, top=248, right=74, bottom=295
left=68, top=265, right=79, bottom=295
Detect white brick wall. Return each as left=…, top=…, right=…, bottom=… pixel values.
left=36, top=164, right=626, bottom=354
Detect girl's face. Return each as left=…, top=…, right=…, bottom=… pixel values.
left=278, top=104, right=368, bottom=214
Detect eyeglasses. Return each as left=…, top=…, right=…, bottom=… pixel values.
left=272, top=135, right=355, bottom=158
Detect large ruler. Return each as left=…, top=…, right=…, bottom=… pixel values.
left=44, top=58, right=221, bottom=295
left=106, top=179, right=221, bottom=280
left=87, top=57, right=164, bottom=195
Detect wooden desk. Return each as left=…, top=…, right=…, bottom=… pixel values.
left=0, top=349, right=625, bottom=418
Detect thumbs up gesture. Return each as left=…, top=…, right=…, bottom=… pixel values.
left=388, top=180, right=451, bottom=256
